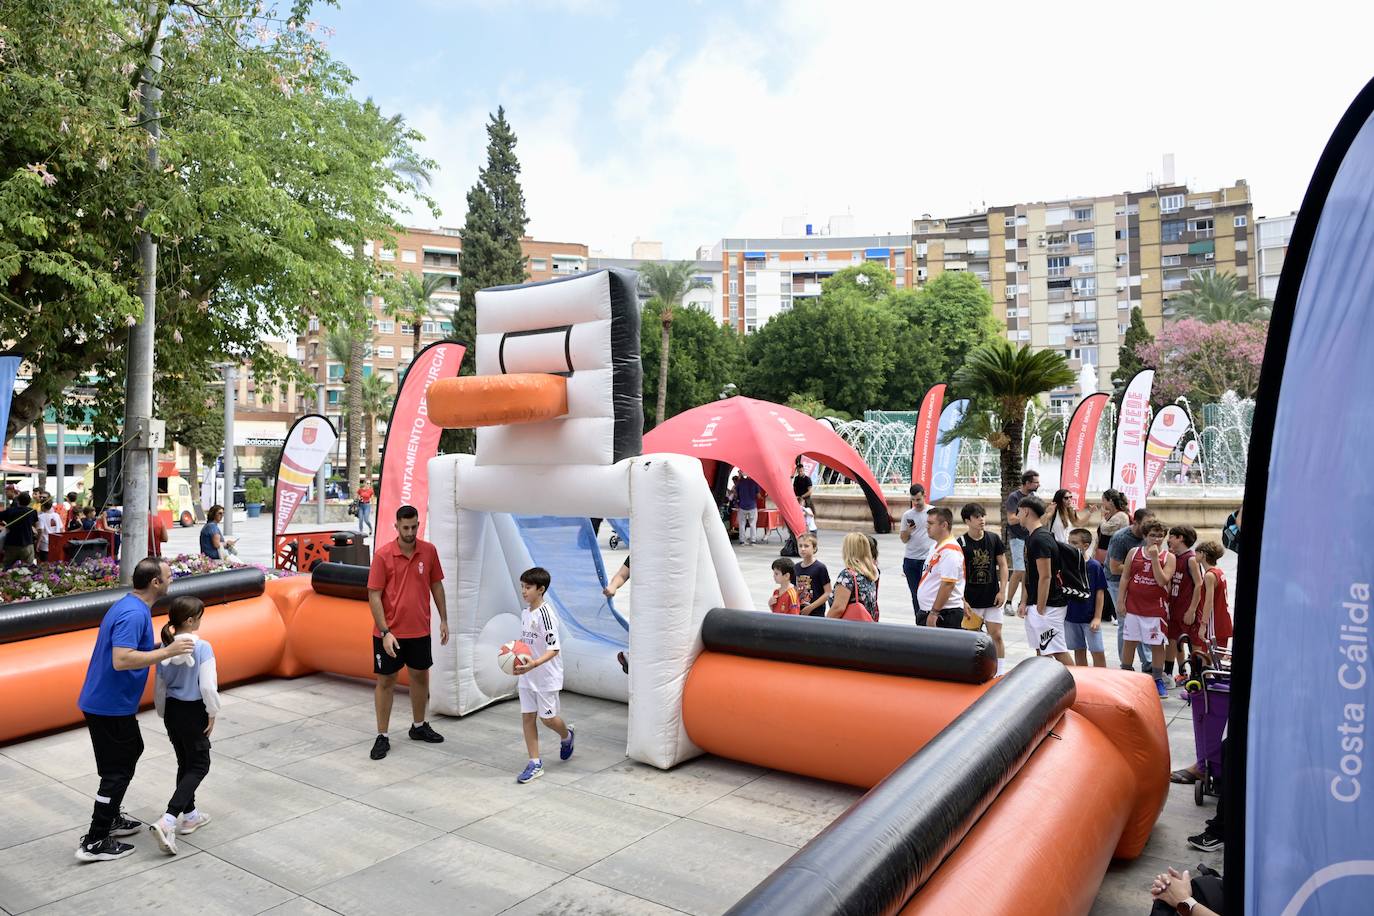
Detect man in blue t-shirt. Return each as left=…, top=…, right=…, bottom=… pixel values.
left=74, top=557, right=191, bottom=862
left=734, top=472, right=763, bottom=545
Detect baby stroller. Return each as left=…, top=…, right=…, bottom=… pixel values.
left=1178, top=634, right=1231, bottom=805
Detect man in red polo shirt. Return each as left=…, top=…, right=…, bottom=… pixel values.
left=366, top=504, right=449, bottom=760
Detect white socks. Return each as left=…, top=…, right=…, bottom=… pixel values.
left=996, top=658, right=1006, bottom=676
left=162, top=813, right=177, bottom=828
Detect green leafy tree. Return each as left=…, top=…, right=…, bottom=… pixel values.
left=1111, top=306, right=1155, bottom=399
left=952, top=340, right=1076, bottom=500
left=1171, top=271, right=1271, bottom=323
left=887, top=271, right=1000, bottom=407
left=0, top=0, right=433, bottom=444
left=639, top=261, right=708, bottom=426
left=361, top=372, right=393, bottom=482
left=640, top=299, right=742, bottom=426
left=785, top=393, right=850, bottom=421
left=459, top=107, right=528, bottom=312
left=820, top=262, right=894, bottom=301
left=743, top=295, right=901, bottom=417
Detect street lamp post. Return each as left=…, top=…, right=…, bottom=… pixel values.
left=315, top=383, right=326, bottom=524
left=218, top=365, right=236, bottom=538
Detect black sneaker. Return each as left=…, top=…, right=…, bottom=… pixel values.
left=409, top=722, right=444, bottom=744
left=75, top=834, right=135, bottom=862
left=110, top=811, right=142, bottom=837
left=370, top=734, right=390, bottom=760
left=1187, top=831, right=1223, bottom=852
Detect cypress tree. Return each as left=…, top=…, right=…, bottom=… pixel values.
left=1111, top=306, right=1155, bottom=400
left=459, top=106, right=529, bottom=312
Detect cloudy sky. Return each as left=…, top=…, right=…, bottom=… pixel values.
left=321, top=0, right=1374, bottom=258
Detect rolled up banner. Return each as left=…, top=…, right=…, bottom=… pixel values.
left=1059, top=392, right=1109, bottom=510
left=375, top=341, right=467, bottom=551
left=1226, top=76, right=1374, bottom=915
left=271, top=414, right=338, bottom=541
left=910, top=384, right=946, bottom=493
left=1178, top=438, right=1200, bottom=478
left=929, top=398, right=968, bottom=501
left=1141, top=405, right=1190, bottom=498
left=1111, top=369, right=1154, bottom=512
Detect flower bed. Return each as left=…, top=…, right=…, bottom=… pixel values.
left=0, top=554, right=293, bottom=603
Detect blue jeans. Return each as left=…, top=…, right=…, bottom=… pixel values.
left=358, top=502, right=373, bottom=535
left=902, top=557, right=926, bottom=615
left=1108, top=578, right=1152, bottom=671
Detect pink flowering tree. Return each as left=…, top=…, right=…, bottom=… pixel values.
left=1137, top=319, right=1268, bottom=404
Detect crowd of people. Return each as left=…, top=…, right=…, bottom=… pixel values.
left=0, top=484, right=173, bottom=567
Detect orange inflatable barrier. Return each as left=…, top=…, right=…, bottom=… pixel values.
left=287, top=590, right=410, bottom=686
left=684, top=651, right=1167, bottom=859
left=684, top=651, right=995, bottom=787
left=427, top=373, right=568, bottom=428
left=899, top=709, right=1132, bottom=915
left=0, top=594, right=286, bottom=744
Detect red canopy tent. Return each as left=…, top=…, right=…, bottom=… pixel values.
left=643, top=396, right=892, bottom=536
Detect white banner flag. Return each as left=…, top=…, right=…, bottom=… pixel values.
left=1111, top=369, right=1155, bottom=512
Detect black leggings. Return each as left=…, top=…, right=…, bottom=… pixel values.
left=84, top=713, right=144, bottom=841
left=163, top=697, right=212, bottom=817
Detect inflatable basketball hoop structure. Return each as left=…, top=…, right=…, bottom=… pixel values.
left=423, top=269, right=749, bottom=769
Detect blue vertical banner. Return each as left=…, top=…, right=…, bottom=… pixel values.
left=1230, top=77, right=1374, bottom=913
left=928, top=399, right=967, bottom=501
left=0, top=356, right=21, bottom=463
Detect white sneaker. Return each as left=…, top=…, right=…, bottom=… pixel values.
left=177, top=811, right=212, bottom=835
left=149, top=819, right=178, bottom=855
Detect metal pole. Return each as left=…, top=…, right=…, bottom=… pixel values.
left=315, top=383, right=326, bottom=524
left=222, top=366, right=236, bottom=538
left=118, top=2, right=166, bottom=583
left=55, top=423, right=65, bottom=498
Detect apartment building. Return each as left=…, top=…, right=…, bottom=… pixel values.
left=917, top=181, right=1255, bottom=411
left=1254, top=213, right=1296, bottom=300
left=295, top=227, right=589, bottom=471
left=717, top=233, right=915, bottom=333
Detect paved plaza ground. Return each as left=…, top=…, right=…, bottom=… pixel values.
left=0, top=512, right=1233, bottom=914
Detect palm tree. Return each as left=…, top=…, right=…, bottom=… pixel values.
left=639, top=261, right=706, bottom=426
left=327, top=324, right=369, bottom=499
left=1171, top=271, right=1271, bottom=323
left=952, top=339, right=1076, bottom=500
left=360, top=373, right=394, bottom=483
left=390, top=272, right=449, bottom=362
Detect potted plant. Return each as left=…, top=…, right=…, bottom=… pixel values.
left=244, top=478, right=267, bottom=518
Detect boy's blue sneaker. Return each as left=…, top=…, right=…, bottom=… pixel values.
left=1155, top=677, right=1169, bottom=699
left=517, top=760, right=544, bottom=784
left=560, top=726, right=575, bottom=761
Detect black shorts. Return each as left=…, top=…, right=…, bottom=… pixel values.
left=373, top=634, right=433, bottom=676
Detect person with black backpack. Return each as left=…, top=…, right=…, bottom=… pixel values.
left=1015, top=495, right=1072, bottom=665
left=1064, top=528, right=1111, bottom=667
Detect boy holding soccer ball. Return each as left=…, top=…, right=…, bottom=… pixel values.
left=513, top=567, right=574, bottom=783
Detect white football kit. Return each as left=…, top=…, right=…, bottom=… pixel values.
left=519, top=602, right=564, bottom=717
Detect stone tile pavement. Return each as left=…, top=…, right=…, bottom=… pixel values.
left=2, top=517, right=1234, bottom=914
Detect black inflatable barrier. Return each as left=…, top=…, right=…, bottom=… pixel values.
left=0, top=567, right=266, bottom=645
left=311, top=561, right=371, bottom=600
left=701, top=607, right=997, bottom=683
left=726, top=659, right=1075, bottom=916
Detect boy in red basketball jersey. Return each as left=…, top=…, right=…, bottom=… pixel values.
left=1119, top=520, right=1175, bottom=698
left=1166, top=524, right=1203, bottom=685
